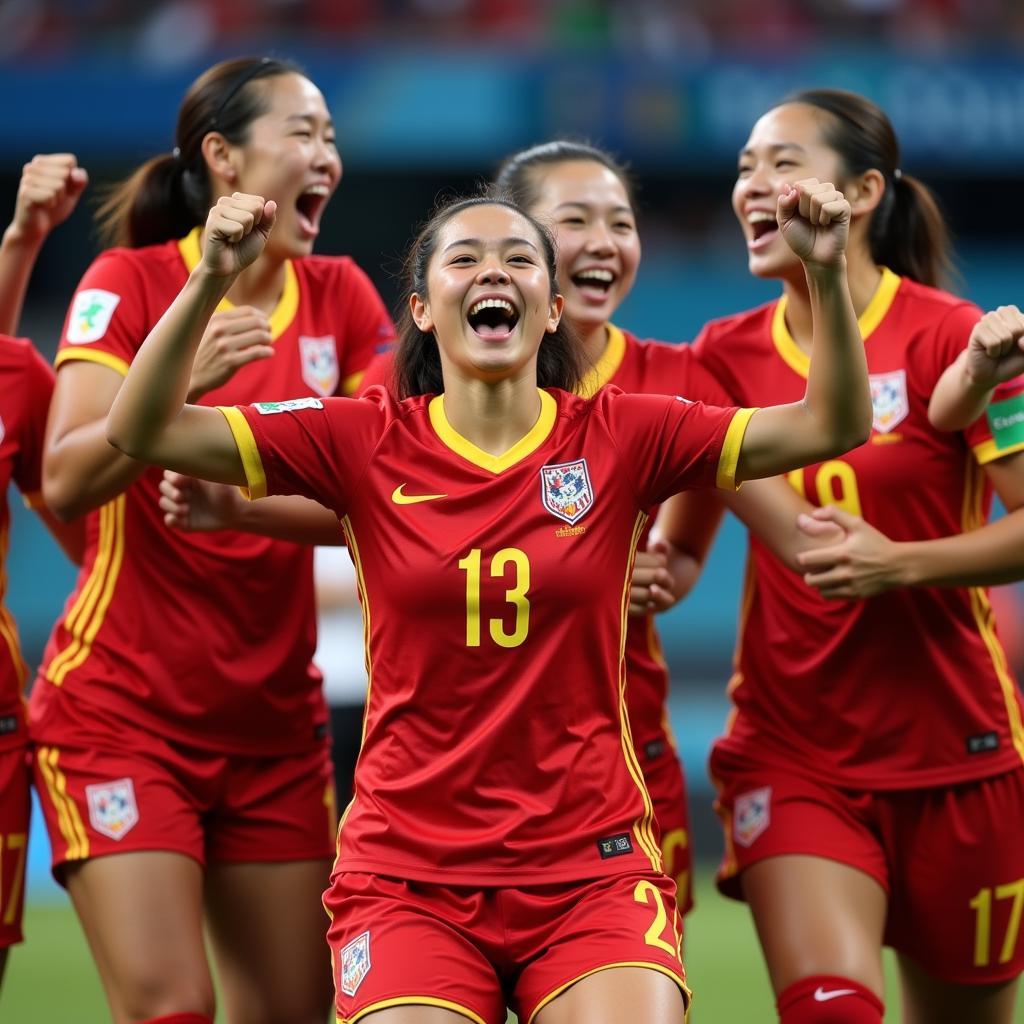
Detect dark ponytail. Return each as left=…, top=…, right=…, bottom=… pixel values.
left=96, top=56, right=301, bottom=249
left=394, top=193, right=583, bottom=399
left=785, top=88, right=951, bottom=288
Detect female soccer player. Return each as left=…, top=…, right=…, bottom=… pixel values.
left=0, top=152, right=86, bottom=989
left=103, top=179, right=868, bottom=1024
left=30, top=58, right=392, bottom=1024
left=663, top=89, right=1024, bottom=1024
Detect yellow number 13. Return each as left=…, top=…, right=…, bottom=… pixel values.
left=458, top=548, right=530, bottom=648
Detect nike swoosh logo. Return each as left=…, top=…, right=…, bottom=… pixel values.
left=391, top=484, right=447, bottom=505
left=814, top=988, right=857, bottom=1002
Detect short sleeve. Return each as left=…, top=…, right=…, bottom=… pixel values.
left=337, top=261, right=397, bottom=395
left=599, top=389, right=754, bottom=508
left=218, top=389, right=388, bottom=513
left=971, top=376, right=1024, bottom=465
left=13, top=342, right=55, bottom=503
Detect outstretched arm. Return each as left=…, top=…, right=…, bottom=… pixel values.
left=928, top=305, right=1024, bottom=432
left=734, top=179, right=872, bottom=483
left=106, top=194, right=277, bottom=482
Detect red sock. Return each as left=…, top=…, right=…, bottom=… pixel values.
left=777, top=975, right=884, bottom=1023
left=140, top=1015, right=213, bottom=1024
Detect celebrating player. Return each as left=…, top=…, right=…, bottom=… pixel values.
left=103, top=178, right=868, bottom=1023
left=30, top=58, right=392, bottom=1024
left=663, top=89, right=1024, bottom=1024
left=0, top=153, right=86, bottom=990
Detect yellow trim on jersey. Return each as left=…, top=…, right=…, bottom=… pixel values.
left=972, top=437, right=1024, bottom=466
left=342, top=370, right=365, bottom=395
left=577, top=323, right=628, bottom=398
left=715, top=407, right=757, bottom=490
left=45, top=496, right=125, bottom=687
left=526, top=962, right=691, bottom=1024
left=338, top=996, right=486, bottom=1024
left=617, top=512, right=663, bottom=871
left=428, top=389, right=557, bottom=474
left=216, top=406, right=267, bottom=499
left=178, top=227, right=299, bottom=341
left=54, top=347, right=130, bottom=377
left=961, top=456, right=1024, bottom=764
left=0, top=524, right=27, bottom=689
left=37, top=746, right=89, bottom=860
left=771, top=266, right=901, bottom=379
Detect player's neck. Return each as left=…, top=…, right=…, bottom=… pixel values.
left=578, top=322, right=609, bottom=367
left=225, top=254, right=287, bottom=315
left=441, top=373, right=543, bottom=457
left=781, top=257, right=881, bottom=354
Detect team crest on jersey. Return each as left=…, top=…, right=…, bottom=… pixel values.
left=85, top=778, right=139, bottom=840
left=340, top=930, right=371, bottom=996
left=299, top=335, right=339, bottom=397
left=66, top=289, right=121, bottom=344
left=733, top=786, right=771, bottom=848
left=869, top=370, right=908, bottom=433
left=540, top=459, right=594, bottom=525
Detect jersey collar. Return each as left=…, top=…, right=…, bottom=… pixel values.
left=771, top=266, right=901, bottom=379
left=577, top=323, right=627, bottom=398
left=178, top=227, right=299, bottom=342
left=428, top=388, right=558, bottom=474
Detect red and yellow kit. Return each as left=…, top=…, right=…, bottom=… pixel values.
left=30, top=231, right=394, bottom=755
left=0, top=335, right=53, bottom=750
left=694, top=268, right=1024, bottom=789
left=223, top=385, right=751, bottom=885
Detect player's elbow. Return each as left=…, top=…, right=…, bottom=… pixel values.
left=42, top=463, right=92, bottom=522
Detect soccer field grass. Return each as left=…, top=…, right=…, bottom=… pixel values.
left=1, top=865, right=916, bottom=1023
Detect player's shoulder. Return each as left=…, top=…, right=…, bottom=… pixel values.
left=893, top=276, right=978, bottom=319
left=351, top=384, right=432, bottom=427
left=292, top=253, right=362, bottom=288
left=88, top=238, right=183, bottom=274
left=0, top=333, right=37, bottom=369
left=694, top=301, right=777, bottom=355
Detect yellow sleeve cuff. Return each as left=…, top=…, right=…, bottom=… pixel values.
left=973, top=437, right=1024, bottom=466
left=216, top=406, right=267, bottom=500
left=716, top=407, right=758, bottom=490
left=54, top=348, right=130, bottom=377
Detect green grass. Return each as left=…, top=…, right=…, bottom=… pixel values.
left=0, top=868, right=914, bottom=1022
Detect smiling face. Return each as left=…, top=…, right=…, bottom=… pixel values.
left=733, top=102, right=845, bottom=280
left=411, top=203, right=563, bottom=385
left=526, top=160, right=640, bottom=336
left=224, top=72, right=341, bottom=259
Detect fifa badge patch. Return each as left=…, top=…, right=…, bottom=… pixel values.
left=66, top=289, right=121, bottom=344
left=987, top=392, right=1024, bottom=451
left=540, top=458, right=594, bottom=525
left=299, top=335, right=339, bottom=397
left=733, top=786, right=771, bottom=848
left=85, top=778, right=139, bottom=840
left=340, top=930, right=371, bottom=997
left=254, top=397, right=324, bottom=415
left=869, top=370, right=908, bottom=434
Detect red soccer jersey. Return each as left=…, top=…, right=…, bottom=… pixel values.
left=0, top=336, right=54, bottom=752
left=30, top=230, right=395, bottom=755
left=694, top=268, right=1024, bottom=788
left=223, top=386, right=751, bottom=884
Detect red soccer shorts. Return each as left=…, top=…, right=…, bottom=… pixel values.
left=0, top=743, right=30, bottom=947
left=31, top=695, right=335, bottom=877
left=711, top=747, right=1024, bottom=985
left=325, top=870, right=690, bottom=1024
left=643, top=748, right=694, bottom=915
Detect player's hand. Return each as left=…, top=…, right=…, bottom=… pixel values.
left=159, top=470, right=245, bottom=531
left=777, top=178, right=850, bottom=269
left=628, top=538, right=700, bottom=616
left=201, top=193, right=276, bottom=278
left=187, top=306, right=273, bottom=401
left=796, top=505, right=900, bottom=599
left=6, top=154, right=88, bottom=245
left=964, top=305, right=1024, bottom=389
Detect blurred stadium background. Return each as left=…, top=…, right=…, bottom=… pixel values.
left=4, top=1, right=1024, bottom=1020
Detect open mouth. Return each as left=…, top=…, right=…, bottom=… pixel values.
left=467, top=297, right=520, bottom=340
left=748, top=211, right=778, bottom=245
left=296, top=185, right=330, bottom=234
left=571, top=267, right=615, bottom=298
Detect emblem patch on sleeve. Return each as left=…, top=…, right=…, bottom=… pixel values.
left=340, top=930, right=371, bottom=997
left=85, top=778, right=139, bottom=840
left=254, top=397, right=324, bottom=415
left=66, top=289, right=121, bottom=344
left=987, top=393, right=1024, bottom=451
left=733, top=786, right=771, bottom=848
left=299, top=335, right=339, bottom=397
left=869, top=370, right=908, bottom=434
left=540, top=459, right=594, bottom=525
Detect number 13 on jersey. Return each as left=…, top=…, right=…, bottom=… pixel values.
left=458, top=548, right=531, bottom=648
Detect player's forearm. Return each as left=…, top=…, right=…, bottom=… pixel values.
left=894, top=510, right=1024, bottom=588
left=0, top=226, right=44, bottom=335
left=803, top=260, right=872, bottom=453
left=107, top=268, right=231, bottom=459
left=236, top=495, right=344, bottom=545
left=927, top=351, right=993, bottom=432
